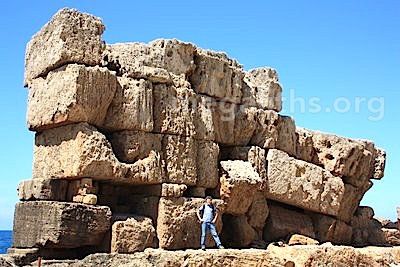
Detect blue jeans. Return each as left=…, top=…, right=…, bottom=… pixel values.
left=201, top=222, right=222, bottom=247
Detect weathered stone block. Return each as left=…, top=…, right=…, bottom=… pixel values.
left=311, top=214, right=352, bottom=244
left=242, top=67, right=282, bottom=112
left=24, top=8, right=105, bottom=86
left=221, top=146, right=267, bottom=181
left=220, top=160, right=263, bottom=215
left=196, top=141, right=219, bottom=188
left=237, top=108, right=296, bottom=155
left=109, top=130, right=162, bottom=163
left=102, top=39, right=195, bottom=79
left=189, top=49, right=244, bottom=104
left=157, top=197, right=224, bottom=249
left=162, top=135, right=197, bottom=186
left=337, top=182, right=372, bottom=223
left=263, top=203, right=315, bottom=242
left=27, top=64, right=117, bottom=131
left=13, top=201, right=111, bottom=248
left=111, top=216, right=157, bottom=253
left=295, top=128, right=385, bottom=186
left=266, top=149, right=345, bottom=217
left=33, top=123, right=164, bottom=185
left=17, top=179, right=68, bottom=201
left=153, top=84, right=196, bottom=136
left=103, top=77, right=153, bottom=131
left=351, top=206, right=386, bottom=246
left=221, top=215, right=258, bottom=248
left=195, top=95, right=236, bottom=144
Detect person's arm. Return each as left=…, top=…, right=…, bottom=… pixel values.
left=212, top=210, right=218, bottom=224
left=197, top=207, right=204, bottom=222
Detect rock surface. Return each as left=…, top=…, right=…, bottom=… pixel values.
left=111, top=216, right=157, bottom=253
left=24, top=8, right=105, bottom=86
left=13, top=201, right=111, bottom=248
left=266, top=149, right=344, bottom=216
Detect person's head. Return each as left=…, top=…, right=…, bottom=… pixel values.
left=205, top=196, right=212, bottom=204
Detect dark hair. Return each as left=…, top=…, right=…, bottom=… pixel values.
left=205, top=196, right=212, bottom=200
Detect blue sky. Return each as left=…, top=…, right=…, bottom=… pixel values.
left=0, top=1, right=398, bottom=229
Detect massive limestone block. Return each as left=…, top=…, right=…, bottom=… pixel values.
left=243, top=67, right=282, bottom=112
left=351, top=206, right=386, bottom=246
left=246, top=192, right=269, bottom=234
left=13, top=201, right=111, bottom=248
left=109, top=131, right=162, bottom=163
left=24, top=8, right=105, bottom=86
left=196, top=141, right=219, bottom=188
left=111, top=216, right=157, bottom=253
left=195, top=94, right=237, bottom=144
left=266, top=149, right=345, bottom=217
left=263, top=203, right=315, bottom=242
left=33, top=123, right=163, bottom=185
left=236, top=107, right=297, bottom=155
left=157, top=197, right=224, bottom=249
left=222, top=215, right=258, bottom=248
left=222, top=146, right=267, bottom=181
left=162, top=135, right=197, bottom=186
left=338, top=182, right=372, bottom=223
left=189, top=49, right=244, bottom=104
left=27, top=64, right=117, bottom=131
left=17, top=179, right=68, bottom=201
left=220, top=160, right=264, bottom=215
left=295, top=128, right=385, bottom=186
left=153, top=83, right=196, bottom=137
left=311, top=214, right=353, bottom=244
left=102, top=39, right=196, bottom=80
left=103, top=77, right=153, bottom=131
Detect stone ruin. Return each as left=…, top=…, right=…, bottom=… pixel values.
left=10, top=8, right=392, bottom=261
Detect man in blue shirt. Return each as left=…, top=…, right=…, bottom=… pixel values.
left=196, top=196, right=224, bottom=250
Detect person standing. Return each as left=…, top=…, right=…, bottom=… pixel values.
left=196, top=196, right=224, bottom=250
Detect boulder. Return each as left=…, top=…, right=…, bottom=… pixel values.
left=337, top=182, right=372, bottom=223
left=246, top=192, right=269, bottom=234
left=109, top=130, right=162, bottom=163
left=237, top=108, right=296, bottom=155
left=82, top=194, right=98, bottom=205
left=351, top=206, right=386, bottom=246
left=219, top=160, right=263, bottom=215
left=13, top=201, right=111, bottom=248
left=242, top=67, right=282, bottom=112
left=162, top=135, right=197, bottom=185
left=221, top=215, right=258, bottom=248
left=33, top=123, right=164, bottom=184
left=382, top=228, right=400, bottom=246
left=311, top=214, right=352, bottom=244
left=153, top=84, right=196, bottom=136
left=103, top=77, right=153, bottom=131
left=160, top=183, right=188, bottom=198
left=295, top=128, right=385, bottom=185
left=17, top=179, right=68, bottom=201
left=102, top=39, right=196, bottom=79
left=221, top=146, right=267, bottom=181
left=196, top=141, right=219, bottom=188
left=27, top=64, right=117, bottom=131
left=189, top=49, right=244, bottom=104
left=111, top=216, right=157, bottom=253
left=263, top=203, right=315, bottom=242
left=288, top=234, right=319, bottom=245
left=156, top=197, right=224, bottom=249
left=24, top=8, right=105, bottom=86
left=266, top=149, right=345, bottom=216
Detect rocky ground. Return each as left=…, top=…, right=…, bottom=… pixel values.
left=2, top=244, right=400, bottom=267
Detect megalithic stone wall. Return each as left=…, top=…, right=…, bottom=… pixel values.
left=11, top=7, right=387, bottom=259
